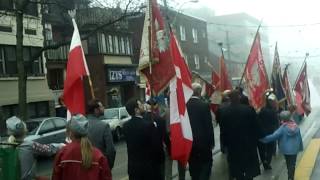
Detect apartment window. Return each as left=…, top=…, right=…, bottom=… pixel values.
left=126, top=37, right=131, bottom=55
left=114, top=36, right=119, bottom=54
left=99, top=33, right=107, bottom=53
left=0, top=48, right=4, bottom=75
left=192, top=28, right=198, bottom=43
left=107, top=35, right=113, bottom=53
left=2, top=104, right=18, bottom=120
left=0, top=0, right=14, bottom=11
left=0, top=46, right=43, bottom=77
left=48, top=68, right=64, bottom=90
left=25, top=3, right=38, bottom=17
left=25, top=29, right=37, bottom=35
left=0, top=25, right=12, bottom=32
left=28, top=101, right=49, bottom=118
left=5, top=46, right=17, bottom=75
left=194, top=54, right=200, bottom=69
left=120, top=37, right=126, bottom=54
left=204, top=56, right=208, bottom=63
left=202, top=30, right=206, bottom=38
left=180, top=25, right=186, bottom=41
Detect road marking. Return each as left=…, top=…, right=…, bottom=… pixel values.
left=295, top=139, right=320, bottom=180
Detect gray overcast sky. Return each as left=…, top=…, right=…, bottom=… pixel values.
left=179, top=0, right=320, bottom=62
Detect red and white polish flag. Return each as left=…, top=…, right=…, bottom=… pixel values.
left=169, top=30, right=193, bottom=166
left=63, top=19, right=90, bottom=117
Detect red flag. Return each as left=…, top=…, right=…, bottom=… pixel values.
left=139, top=0, right=175, bottom=95
left=294, top=62, right=311, bottom=116
left=282, top=65, right=294, bottom=106
left=212, top=70, right=220, bottom=88
left=244, top=32, right=269, bottom=110
left=219, top=55, right=232, bottom=91
left=63, top=19, right=90, bottom=115
left=169, top=31, right=193, bottom=166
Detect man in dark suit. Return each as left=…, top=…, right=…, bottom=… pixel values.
left=220, top=90, right=262, bottom=180
left=87, top=99, right=116, bottom=169
left=124, top=98, right=155, bottom=180
left=186, top=83, right=214, bottom=180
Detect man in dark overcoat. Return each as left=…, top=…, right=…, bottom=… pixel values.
left=258, top=92, right=279, bottom=170
left=186, top=83, right=214, bottom=180
left=220, top=90, right=262, bottom=180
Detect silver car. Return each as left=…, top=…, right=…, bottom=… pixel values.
left=24, top=117, right=67, bottom=144
left=103, top=107, right=131, bottom=141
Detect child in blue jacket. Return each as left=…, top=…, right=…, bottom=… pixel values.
left=260, top=111, right=303, bottom=180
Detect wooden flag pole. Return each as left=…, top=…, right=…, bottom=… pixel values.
left=88, top=76, right=95, bottom=99
left=238, top=21, right=263, bottom=87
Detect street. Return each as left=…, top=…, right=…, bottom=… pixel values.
left=37, top=107, right=320, bottom=180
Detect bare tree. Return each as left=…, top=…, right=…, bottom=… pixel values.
left=3, top=0, right=143, bottom=120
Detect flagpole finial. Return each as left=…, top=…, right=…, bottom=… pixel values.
left=68, top=10, right=76, bottom=19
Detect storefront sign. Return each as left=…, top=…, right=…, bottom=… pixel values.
left=107, top=68, right=136, bottom=82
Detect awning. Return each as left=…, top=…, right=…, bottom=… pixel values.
left=0, top=77, right=54, bottom=106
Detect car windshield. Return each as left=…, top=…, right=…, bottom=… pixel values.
left=26, top=121, right=41, bottom=135
left=104, top=109, right=119, bottom=119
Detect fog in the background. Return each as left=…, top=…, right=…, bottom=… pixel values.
left=167, top=0, right=320, bottom=96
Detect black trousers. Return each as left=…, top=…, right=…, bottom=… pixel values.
left=258, top=142, right=276, bottom=167
left=189, top=156, right=213, bottom=180
left=284, top=154, right=297, bottom=180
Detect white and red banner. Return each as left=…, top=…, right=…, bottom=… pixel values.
left=244, top=32, right=269, bottom=110
left=169, top=31, right=193, bottom=166
left=63, top=19, right=90, bottom=115
left=294, top=62, right=311, bottom=116
left=139, top=0, right=175, bottom=95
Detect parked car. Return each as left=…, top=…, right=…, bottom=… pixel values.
left=24, top=117, right=67, bottom=144
left=103, top=107, right=131, bottom=141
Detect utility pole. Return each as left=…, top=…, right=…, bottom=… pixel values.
left=225, top=30, right=231, bottom=61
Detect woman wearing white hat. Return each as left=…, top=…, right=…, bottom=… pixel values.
left=5, top=116, right=63, bottom=180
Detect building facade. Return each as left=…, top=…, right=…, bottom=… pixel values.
left=129, top=8, right=211, bottom=94
left=208, top=13, right=271, bottom=79
left=0, top=2, right=54, bottom=134
left=45, top=6, right=139, bottom=108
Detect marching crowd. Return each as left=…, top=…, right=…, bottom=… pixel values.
left=3, top=83, right=304, bottom=180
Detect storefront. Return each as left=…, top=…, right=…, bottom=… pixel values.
left=105, top=65, right=137, bottom=108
